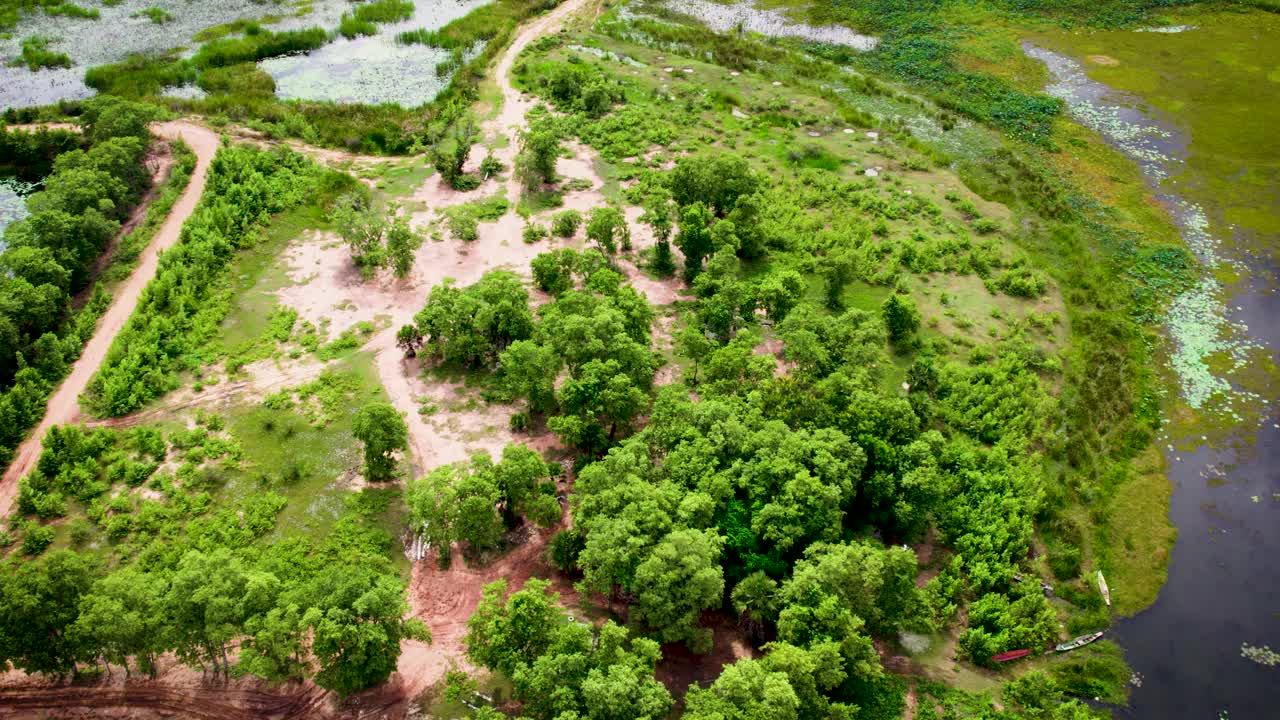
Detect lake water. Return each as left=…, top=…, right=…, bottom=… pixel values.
left=0, top=175, right=37, bottom=241
left=665, top=0, right=878, bottom=51
left=0, top=0, right=358, bottom=109
left=1026, top=42, right=1280, bottom=720
left=259, top=0, right=490, bottom=107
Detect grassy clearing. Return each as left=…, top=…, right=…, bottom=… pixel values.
left=224, top=351, right=391, bottom=541
left=1093, top=446, right=1176, bottom=616
left=216, top=203, right=330, bottom=354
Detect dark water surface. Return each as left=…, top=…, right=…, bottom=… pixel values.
left=1026, top=43, right=1280, bottom=719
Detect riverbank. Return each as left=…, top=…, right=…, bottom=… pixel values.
left=1026, top=9, right=1280, bottom=718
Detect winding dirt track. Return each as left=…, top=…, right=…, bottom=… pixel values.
left=0, top=121, right=220, bottom=517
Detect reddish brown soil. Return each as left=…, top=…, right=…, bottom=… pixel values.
left=653, top=611, right=757, bottom=696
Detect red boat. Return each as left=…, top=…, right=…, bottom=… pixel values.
left=992, top=649, right=1033, bottom=663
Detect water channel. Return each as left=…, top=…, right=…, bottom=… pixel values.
left=1025, top=42, right=1280, bottom=720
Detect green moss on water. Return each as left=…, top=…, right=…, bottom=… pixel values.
left=1030, top=10, right=1280, bottom=266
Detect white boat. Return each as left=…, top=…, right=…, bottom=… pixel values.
left=1056, top=631, right=1104, bottom=653
left=1098, top=570, right=1111, bottom=607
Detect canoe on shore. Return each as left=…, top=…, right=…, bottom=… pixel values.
left=993, top=649, right=1033, bottom=663
left=1098, top=570, right=1111, bottom=606
left=1056, top=631, right=1104, bottom=653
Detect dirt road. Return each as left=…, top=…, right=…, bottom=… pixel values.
left=0, top=121, right=220, bottom=516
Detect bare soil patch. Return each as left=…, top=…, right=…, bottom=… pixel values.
left=653, top=611, right=756, bottom=697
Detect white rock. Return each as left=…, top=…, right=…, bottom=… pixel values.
left=864, top=168, right=879, bottom=177
left=808, top=131, right=821, bottom=137
left=731, top=108, right=749, bottom=119
left=772, top=81, right=782, bottom=86
left=730, top=71, right=740, bottom=76
left=866, top=131, right=879, bottom=140
left=842, top=128, right=854, bottom=134
left=663, top=67, right=674, bottom=72
left=682, top=68, right=694, bottom=73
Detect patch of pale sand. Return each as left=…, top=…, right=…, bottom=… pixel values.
left=753, top=336, right=795, bottom=378
left=411, top=171, right=504, bottom=209
left=620, top=260, right=683, bottom=306
left=370, top=338, right=562, bottom=478
left=275, top=231, right=392, bottom=337
left=623, top=205, right=657, bottom=251
left=411, top=210, right=579, bottom=290
left=1086, top=54, right=1120, bottom=66
left=89, top=356, right=330, bottom=429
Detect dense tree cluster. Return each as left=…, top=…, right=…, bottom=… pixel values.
left=464, top=579, right=673, bottom=720
left=0, top=98, right=155, bottom=466
left=406, top=444, right=561, bottom=561
left=1, top=426, right=424, bottom=694
left=406, top=251, right=659, bottom=454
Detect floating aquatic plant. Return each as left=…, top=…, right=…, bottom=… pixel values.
left=665, top=0, right=879, bottom=51
left=1241, top=643, right=1279, bottom=667
left=0, top=176, right=38, bottom=239
left=1029, top=42, right=1268, bottom=416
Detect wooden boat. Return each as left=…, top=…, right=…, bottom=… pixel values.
left=1097, top=570, right=1111, bottom=607
left=992, top=648, right=1033, bottom=663
left=1055, top=631, right=1104, bottom=653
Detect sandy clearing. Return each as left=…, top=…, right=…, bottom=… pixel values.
left=0, top=121, right=220, bottom=517
left=87, top=357, right=331, bottom=430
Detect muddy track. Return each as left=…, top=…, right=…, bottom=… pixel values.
left=0, top=121, right=220, bottom=517
left=0, top=681, right=347, bottom=720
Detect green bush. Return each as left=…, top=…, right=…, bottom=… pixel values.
left=11, top=36, right=72, bottom=70
left=550, top=209, right=581, bottom=237
left=523, top=222, right=548, bottom=244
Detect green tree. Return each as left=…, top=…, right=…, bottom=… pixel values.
left=587, top=206, right=630, bottom=254
left=756, top=270, right=805, bottom=322
left=669, top=154, right=759, bottom=216
left=882, top=293, right=921, bottom=345
left=499, top=339, right=561, bottom=415
left=551, top=359, right=650, bottom=454
left=466, top=578, right=563, bottom=676
left=162, top=549, right=252, bottom=677
left=302, top=562, right=429, bottom=695
left=385, top=213, right=417, bottom=278
left=517, top=115, right=561, bottom=190
left=631, top=528, right=724, bottom=653
left=396, top=323, right=423, bottom=357
left=352, top=402, right=408, bottom=482
left=72, top=568, right=166, bottom=677
left=675, top=202, right=714, bottom=280
left=779, top=542, right=921, bottom=638
left=675, top=317, right=714, bottom=385
left=330, top=191, right=387, bottom=272
left=406, top=454, right=519, bottom=559
left=731, top=571, right=778, bottom=641
left=0, top=550, right=97, bottom=676
left=415, top=271, right=535, bottom=368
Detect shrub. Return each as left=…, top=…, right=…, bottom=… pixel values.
left=12, top=36, right=72, bottom=70
left=551, top=209, right=581, bottom=237
left=523, top=222, right=548, bottom=244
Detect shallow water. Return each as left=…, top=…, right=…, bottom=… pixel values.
left=0, top=175, right=37, bottom=241
left=0, top=0, right=362, bottom=109
left=260, top=0, right=489, bottom=107
left=665, top=0, right=878, bottom=51
left=1027, top=42, right=1280, bottom=720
